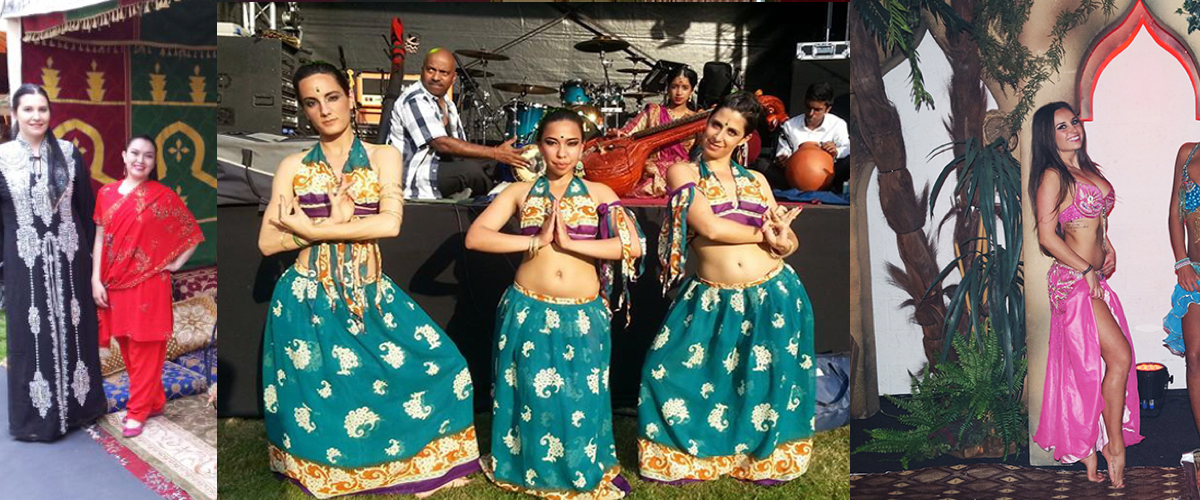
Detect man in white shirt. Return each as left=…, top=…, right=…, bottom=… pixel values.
left=388, top=48, right=529, bottom=200
left=751, top=82, right=849, bottom=192
left=777, top=82, right=850, bottom=163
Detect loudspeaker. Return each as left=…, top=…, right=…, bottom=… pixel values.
left=790, top=58, right=851, bottom=119
left=698, top=61, right=735, bottom=109
left=217, top=37, right=307, bottom=135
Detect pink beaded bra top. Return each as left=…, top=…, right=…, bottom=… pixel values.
left=1057, top=180, right=1114, bottom=224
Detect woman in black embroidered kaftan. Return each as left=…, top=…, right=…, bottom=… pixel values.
left=2, top=84, right=105, bottom=441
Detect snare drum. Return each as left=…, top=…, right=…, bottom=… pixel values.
left=503, top=101, right=548, bottom=145
left=560, top=79, right=592, bottom=106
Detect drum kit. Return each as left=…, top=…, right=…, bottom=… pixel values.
left=453, top=34, right=658, bottom=147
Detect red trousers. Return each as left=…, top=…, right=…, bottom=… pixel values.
left=116, top=337, right=167, bottom=422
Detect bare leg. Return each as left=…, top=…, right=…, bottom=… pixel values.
left=1183, top=306, right=1200, bottom=439
left=414, top=477, right=469, bottom=499
left=1093, top=297, right=1131, bottom=488
left=1080, top=452, right=1105, bottom=482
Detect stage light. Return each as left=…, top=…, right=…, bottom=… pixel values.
left=1136, top=362, right=1172, bottom=418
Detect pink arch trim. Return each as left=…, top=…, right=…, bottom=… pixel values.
left=1077, top=0, right=1200, bottom=121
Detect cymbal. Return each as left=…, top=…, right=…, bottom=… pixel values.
left=616, top=68, right=651, bottom=75
left=455, top=49, right=510, bottom=61
left=492, top=82, right=557, bottom=95
left=625, top=55, right=649, bottom=63
left=574, top=36, right=630, bottom=53
left=623, top=91, right=657, bottom=99
left=464, top=68, right=495, bottom=78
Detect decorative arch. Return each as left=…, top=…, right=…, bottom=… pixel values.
left=1077, top=0, right=1200, bottom=121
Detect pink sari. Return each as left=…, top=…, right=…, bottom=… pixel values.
left=620, top=103, right=694, bottom=198
left=1033, top=261, right=1143, bottom=463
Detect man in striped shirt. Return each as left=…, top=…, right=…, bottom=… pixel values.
left=388, top=48, right=530, bottom=199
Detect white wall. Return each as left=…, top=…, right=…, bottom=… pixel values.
left=1087, top=26, right=1200, bottom=389
left=869, top=34, right=996, bottom=395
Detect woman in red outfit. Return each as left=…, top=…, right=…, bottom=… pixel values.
left=91, top=135, right=204, bottom=437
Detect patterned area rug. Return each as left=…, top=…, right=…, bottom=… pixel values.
left=98, top=395, right=217, bottom=500
left=88, top=424, right=194, bottom=500
left=851, top=463, right=1186, bottom=500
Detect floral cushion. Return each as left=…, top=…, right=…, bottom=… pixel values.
left=174, top=347, right=218, bottom=385
left=172, top=265, right=216, bottom=301
left=166, top=294, right=217, bottom=360
left=103, top=373, right=130, bottom=412
left=100, top=340, right=125, bottom=377
left=103, top=360, right=208, bottom=413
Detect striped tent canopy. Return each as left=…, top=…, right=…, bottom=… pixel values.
left=13, top=0, right=178, bottom=42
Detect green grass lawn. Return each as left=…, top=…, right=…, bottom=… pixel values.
left=219, top=412, right=849, bottom=500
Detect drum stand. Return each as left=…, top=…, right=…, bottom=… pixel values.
left=455, top=54, right=505, bottom=143
left=505, top=89, right=530, bottom=144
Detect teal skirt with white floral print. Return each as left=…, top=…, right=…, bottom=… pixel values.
left=482, top=283, right=630, bottom=499
left=262, top=265, right=480, bottom=498
left=637, top=264, right=815, bottom=483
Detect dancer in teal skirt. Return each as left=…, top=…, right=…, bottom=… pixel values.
left=258, top=62, right=478, bottom=498
left=465, top=109, right=644, bottom=499
left=638, top=92, right=815, bottom=484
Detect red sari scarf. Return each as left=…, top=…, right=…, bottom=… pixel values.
left=96, top=180, right=203, bottom=292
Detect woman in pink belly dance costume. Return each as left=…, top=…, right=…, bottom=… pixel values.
left=1028, top=102, right=1141, bottom=488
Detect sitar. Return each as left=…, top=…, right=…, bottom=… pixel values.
left=581, top=110, right=709, bottom=196
left=582, top=91, right=787, bottom=196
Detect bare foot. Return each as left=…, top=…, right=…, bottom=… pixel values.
left=1101, top=444, right=1126, bottom=488
left=1081, top=453, right=1106, bottom=483
left=414, top=477, right=469, bottom=499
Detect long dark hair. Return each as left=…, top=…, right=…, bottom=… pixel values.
left=11, top=84, right=70, bottom=202
left=662, top=65, right=699, bottom=112
left=1028, top=101, right=1103, bottom=253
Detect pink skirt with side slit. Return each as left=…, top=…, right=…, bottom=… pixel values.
left=1032, top=262, right=1143, bottom=463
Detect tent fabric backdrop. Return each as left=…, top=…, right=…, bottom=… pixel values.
left=20, top=0, right=215, bottom=267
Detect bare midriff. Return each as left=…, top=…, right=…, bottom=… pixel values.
left=514, top=245, right=601, bottom=300
left=1060, top=211, right=1107, bottom=272
left=693, top=237, right=780, bottom=285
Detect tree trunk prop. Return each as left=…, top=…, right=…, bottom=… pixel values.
left=850, top=8, right=948, bottom=367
